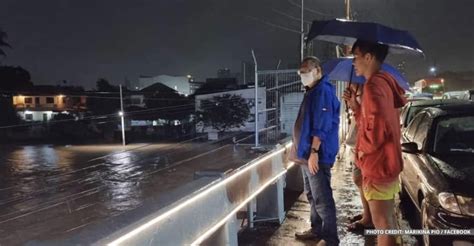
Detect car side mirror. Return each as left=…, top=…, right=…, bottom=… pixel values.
left=402, top=142, right=419, bottom=154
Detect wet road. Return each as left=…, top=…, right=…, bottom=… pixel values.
left=0, top=140, right=259, bottom=245
left=242, top=146, right=418, bottom=246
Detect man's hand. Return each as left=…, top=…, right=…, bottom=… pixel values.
left=308, top=153, right=319, bottom=175
left=343, top=87, right=360, bottom=111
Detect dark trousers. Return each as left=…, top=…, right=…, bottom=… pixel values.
left=301, top=164, right=339, bottom=246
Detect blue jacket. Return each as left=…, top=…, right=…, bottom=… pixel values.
left=297, top=75, right=340, bottom=166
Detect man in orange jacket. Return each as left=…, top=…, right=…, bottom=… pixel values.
left=343, top=40, right=407, bottom=246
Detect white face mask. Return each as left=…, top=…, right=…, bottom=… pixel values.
left=300, top=69, right=322, bottom=87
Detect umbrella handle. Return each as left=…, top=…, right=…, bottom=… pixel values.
left=344, top=65, right=355, bottom=115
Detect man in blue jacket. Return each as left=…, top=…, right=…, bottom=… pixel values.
left=291, top=56, right=340, bottom=246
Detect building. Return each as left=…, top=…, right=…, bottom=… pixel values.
left=189, top=81, right=205, bottom=95
left=195, top=87, right=266, bottom=139
left=240, top=61, right=255, bottom=85
left=279, top=92, right=304, bottom=135
left=217, top=68, right=232, bottom=78
left=12, top=86, right=87, bottom=121
left=136, top=75, right=191, bottom=96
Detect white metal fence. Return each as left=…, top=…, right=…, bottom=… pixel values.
left=255, top=69, right=303, bottom=146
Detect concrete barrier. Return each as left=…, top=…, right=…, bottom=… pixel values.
left=96, top=141, right=296, bottom=246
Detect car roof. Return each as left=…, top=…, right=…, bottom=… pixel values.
left=443, top=91, right=464, bottom=95
left=407, top=99, right=466, bottom=107
left=422, top=102, right=474, bottom=118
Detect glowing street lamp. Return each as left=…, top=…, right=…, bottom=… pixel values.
left=119, top=85, right=126, bottom=146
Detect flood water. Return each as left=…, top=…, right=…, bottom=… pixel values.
left=0, top=142, right=257, bottom=245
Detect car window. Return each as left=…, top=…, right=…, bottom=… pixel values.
left=433, top=116, right=474, bottom=155
left=413, top=114, right=431, bottom=150
left=405, top=106, right=424, bottom=127
left=405, top=113, right=424, bottom=141
left=400, top=105, right=408, bottom=125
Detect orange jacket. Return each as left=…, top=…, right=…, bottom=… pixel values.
left=355, top=71, right=407, bottom=186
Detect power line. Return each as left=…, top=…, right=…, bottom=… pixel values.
left=272, top=8, right=312, bottom=24
left=287, top=0, right=333, bottom=17
left=245, top=15, right=302, bottom=34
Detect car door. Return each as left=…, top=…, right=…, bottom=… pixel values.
left=401, top=113, right=427, bottom=203
left=409, top=113, right=434, bottom=208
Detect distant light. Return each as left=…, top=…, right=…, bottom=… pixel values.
left=430, top=67, right=436, bottom=73
left=58, top=94, right=65, bottom=97
left=429, top=84, right=440, bottom=89
left=25, top=110, right=32, bottom=114
left=187, top=75, right=192, bottom=79
left=135, top=87, right=139, bottom=90
left=118, top=111, right=124, bottom=117
left=441, top=79, right=445, bottom=83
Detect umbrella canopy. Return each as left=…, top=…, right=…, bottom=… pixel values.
left=322, top=58, right=410, bottom=90
left=307, top=19, right=424, bottom=56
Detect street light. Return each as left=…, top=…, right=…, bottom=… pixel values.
left=119, top=85, right=126, bottom=146
left=430, top=67, right=437, bottom=74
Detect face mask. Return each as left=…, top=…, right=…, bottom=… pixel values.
left=300, top=73, right=314, bottom=86
left=300, top=69, right=322, bottom=86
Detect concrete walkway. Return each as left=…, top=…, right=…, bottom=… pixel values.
left=241, top=146, right=418, bottom=245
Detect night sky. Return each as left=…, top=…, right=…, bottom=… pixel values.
left=1, top=0, right=473, bottom=89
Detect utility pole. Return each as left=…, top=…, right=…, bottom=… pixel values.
left=251, top=50, right=259, bottom=148
left=119, top=84, right=126, bottom=146
left=300, top=0, right=304, bottom=61
left=345, top=0, right=351, bottom=20
left=344, top=0, right=352, bottom=55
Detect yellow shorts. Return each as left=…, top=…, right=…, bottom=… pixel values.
left=363, top=180, right=400, bottom=201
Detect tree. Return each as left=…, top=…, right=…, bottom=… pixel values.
left=0, top=95, right=19, bottom=127
left=0, top=66, right=33, bottom=91
left=0, top=29, right=11, bottom=57
left=96, top=78, right=119, bottom=92
left=198, top=94, right=250, bottom=132
left=87, top=78, right=121, bottom=115
left=143, top=85, right=194, bottom=123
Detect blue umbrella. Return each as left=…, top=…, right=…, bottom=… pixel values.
left=307, top=19, right=424, bottom=56
left=322, top=58, right=410, bottom=90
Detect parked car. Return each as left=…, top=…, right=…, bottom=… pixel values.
left=408, top=92, right=434, bottom=100
left=400, top=103, right=474, bottom=246
left=399, top=99, right=464, bottom=131
left=442, top=91, right=465, bottom=99
left=460, top=89, right=474, bottom=101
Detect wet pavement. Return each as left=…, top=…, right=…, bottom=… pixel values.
left=0, top=140, right=260, bottom=245
left=241, top=146, right=418, bottom=246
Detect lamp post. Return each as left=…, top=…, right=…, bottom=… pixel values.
left=119, top=84, right=126, bottom=146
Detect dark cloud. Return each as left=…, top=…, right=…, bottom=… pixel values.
left=0, top=0, right=472, bottom=88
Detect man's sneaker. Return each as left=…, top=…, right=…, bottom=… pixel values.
left=294, top=229, right=320, bottom=241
